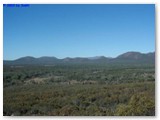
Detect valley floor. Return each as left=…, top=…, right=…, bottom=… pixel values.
left=3, top=64, right=155, bottom=116
left=3, top=81, right=155, bottom=116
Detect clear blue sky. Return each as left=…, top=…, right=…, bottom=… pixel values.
left=3, top=4, right=155, bottom=60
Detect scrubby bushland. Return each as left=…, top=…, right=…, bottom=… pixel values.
left=3, top=64, right=155, bottom=116
left=4, top=82, right=155, bottom=116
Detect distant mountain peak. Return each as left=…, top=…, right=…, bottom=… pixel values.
left=15, top=56, right=36, bottom=61
left=116, top=51, right=155, bottom=60
left=39, top=56, right=57, bottom=58
left=88, top=56, right=107, bottom=60
left=38, top=56, right=58, bottom=60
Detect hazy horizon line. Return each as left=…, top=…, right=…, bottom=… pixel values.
left=3, top=51, right=155, bottom=61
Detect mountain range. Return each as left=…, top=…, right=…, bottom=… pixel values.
left=3, top=51, right=155, bottom=65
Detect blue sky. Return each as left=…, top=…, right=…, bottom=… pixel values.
left=3, top=4, right=155, bottom=60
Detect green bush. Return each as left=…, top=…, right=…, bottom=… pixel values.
left=115, top=93, right=155, bottom=116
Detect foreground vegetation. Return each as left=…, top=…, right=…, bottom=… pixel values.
left=3, top=64, right=155, bottom=116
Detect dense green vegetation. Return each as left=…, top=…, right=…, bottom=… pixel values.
left=3, top=64, right=155, bottom=116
